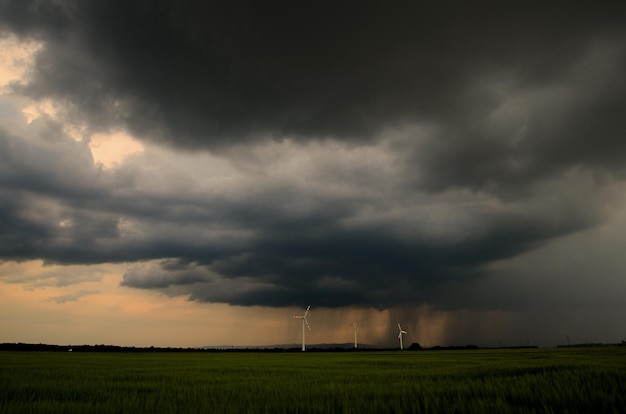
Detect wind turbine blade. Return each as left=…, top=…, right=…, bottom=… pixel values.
left=398, top=323, right=402, bottom=331
left=304, top=306, right=310, bottom=318
left=304, top=318, right=311, bottom=330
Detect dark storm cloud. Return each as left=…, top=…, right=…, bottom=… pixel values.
left=0, top=119, right=615, bottom=308
left=407, top=40, right=626, bottom=196
left=2, top=1, right=624, bottom=148
left=1, top=0, right=624, bottom=202
left=135, top=195, right=600, bottom=308
left=2, top=1, right=626, bottom=311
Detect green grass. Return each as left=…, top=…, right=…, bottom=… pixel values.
left=1, top=347, right=625, bottom=413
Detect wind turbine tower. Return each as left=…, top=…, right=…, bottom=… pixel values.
left=293, top=306, right=311, bottom=351
left=397, top=323, right=407, bottom=350
left=351, top=322, right=358, bottom=348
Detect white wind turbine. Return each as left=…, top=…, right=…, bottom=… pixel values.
left=350, top=322, right=358, bottom=348
left=397, top=323, right=407, bottom=350
left=293, top=306, right=311, bottom=351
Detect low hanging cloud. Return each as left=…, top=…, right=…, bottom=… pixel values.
left=1, top=1, right=626, bottom=315
left=0, top=117, right=615, bottom=309
left=47, top=289, right=99, bottom=304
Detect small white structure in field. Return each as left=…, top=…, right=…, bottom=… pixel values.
left=397, top=323, right=407, bottom=350
left=350, top=322, right=358, bottom=348
left=293, top=306, right=311, bottom=351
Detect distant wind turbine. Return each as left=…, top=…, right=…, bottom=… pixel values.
left=293, top=306, right=311, bottom=351
left=397, top=323, right=407, bottom=350
left=350, top=322, right=358, bottom=348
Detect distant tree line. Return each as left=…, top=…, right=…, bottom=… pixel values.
left=5, top=342, right=622, bottom=353
left=0, top=343, right=204, bottom=352
left=0, top=342, right=432, bottom=352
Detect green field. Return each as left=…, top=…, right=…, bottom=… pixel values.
left=1, top=347, right=625, bottom=413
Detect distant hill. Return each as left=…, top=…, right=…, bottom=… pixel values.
left=4, top=342, right=622, bottom=352
left=203, top=343, right=377, bottom=350
left=0, top=342, right=376, bottom=352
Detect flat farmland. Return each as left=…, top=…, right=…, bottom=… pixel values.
left=1, top=347, right=625, bottom=413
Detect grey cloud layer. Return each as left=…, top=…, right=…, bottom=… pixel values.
left=2, top=1, right=625, bottom=194
left=0, top=119, right=611, bottom=309
left=1, top=1, right=626, bottom=311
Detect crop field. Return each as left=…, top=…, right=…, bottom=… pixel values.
left=1, top=347, right=625, bottom=413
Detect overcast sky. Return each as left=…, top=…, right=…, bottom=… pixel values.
left=1, top=0, right=626, bottom=348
